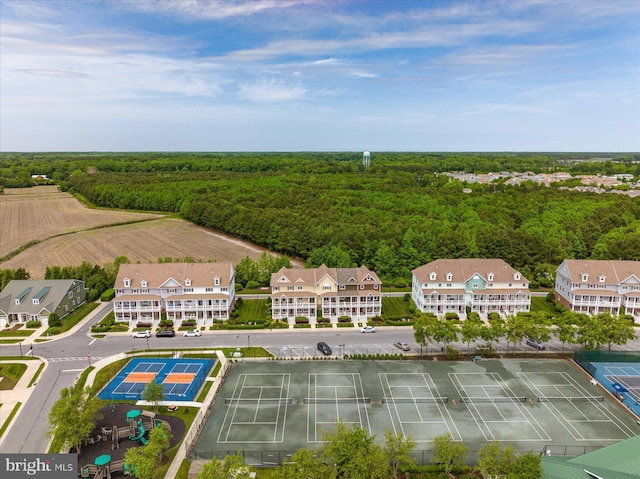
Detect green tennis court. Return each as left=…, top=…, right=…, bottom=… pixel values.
left=192, top=359, right=640, bottom=465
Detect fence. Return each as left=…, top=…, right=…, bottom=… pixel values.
left=190, top=449, right=484, bottom=467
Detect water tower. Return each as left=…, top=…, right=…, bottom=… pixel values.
left=363, top=151, right=370, bottom=168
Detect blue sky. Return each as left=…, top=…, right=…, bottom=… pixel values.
left=1, top=0, right=638, bottom=152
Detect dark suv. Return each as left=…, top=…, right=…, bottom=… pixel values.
left=317, top=342, right=332, bottom=355
left=156, top=329, right=175, bottom=337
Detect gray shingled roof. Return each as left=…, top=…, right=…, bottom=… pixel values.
left=0, top=279, right=82, bottom=316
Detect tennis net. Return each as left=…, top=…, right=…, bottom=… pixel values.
left=304, top=397, right=370, bottom=404
left=460, top=396, right=527, bottom=403
left=537, top=396, right=604, bottom=403
left=383, top=397, right=449, bottom=404
left=224, top=398, right=291, bottom=405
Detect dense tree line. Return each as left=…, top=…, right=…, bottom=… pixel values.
left=2, top=153, right=639, bottom=285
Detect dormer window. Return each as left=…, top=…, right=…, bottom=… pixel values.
left=598, top=275, right=605, bottom=283
left=214, top=277, right=220, bottom=286
left=124, top=278, right=131, bottom=287
left=581, top=273, right=588, bottom=282
left=514, top=273, right=521, bottom=281
left=488, top=273, right=494, bottom=281
left=185, top=279, right=191, bottom=286
left=141, top=280, right=148, bottom=288
left=446, top=273, right=453, bottom=282
left=430, top=272, right=437, bottom=281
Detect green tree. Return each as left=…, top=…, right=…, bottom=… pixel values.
left=413, top=313, right=437, bottom=356
left=431, top=433, right=468, bottom=475
left=321, top=422, right=389, bottom=479
left=123, top=425, right=172, bottom=479
left=460, top=315, right=484, bottom=357
left=483, top=315, right=506, bottom=352
left=384, top=430, right=417, bottom=479
left=476, top=441, right=517, bottom=478
left=274, top=448, right=335, bottom=479
left=524, top=314, right=551, bottom=355
left=553, top=311, right=579, bottom=355
left=504, top=314, right=527, bottom=355
left=509, top=452, right=542, bottom=479
left=433, top=318, right=459, bottom=352
left=141, top=378, right=164, bottom=413
left=48, top=385, right=101, bottom=454
left=197, top=452, right=253, bottom=479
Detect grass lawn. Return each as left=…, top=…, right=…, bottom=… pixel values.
left=44, top=302, right=100, bottom=336
left=382, top=296, right=413, bottom=318
left=530, top=296, right=563, bottom=316
left=0, top=329, right=35, bottom=337
left=235, top=299, right=269, bottom=323
left=0, top=363, right=28, bottom=390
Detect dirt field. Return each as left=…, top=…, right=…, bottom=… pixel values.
left=0, top=186, right=300, bottom=278
left=0, top=186, right=162, bottom=258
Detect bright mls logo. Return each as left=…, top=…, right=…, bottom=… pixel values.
left=1, top=454, right=77, bottom=478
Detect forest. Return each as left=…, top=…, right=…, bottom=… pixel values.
left=1, top=152, right=639, bottom=286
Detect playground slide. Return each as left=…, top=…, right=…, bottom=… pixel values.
left=130, top=421, right=146, bottom=443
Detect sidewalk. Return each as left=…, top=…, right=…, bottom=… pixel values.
left=0, top=358, right=46, bottom=447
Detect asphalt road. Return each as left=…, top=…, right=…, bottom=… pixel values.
left=2, top=302, right=639, bottom=453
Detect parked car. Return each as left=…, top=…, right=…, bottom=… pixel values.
left=156, top=329, right=175, bottom=337
left=526, top=338, right=545, bottom=350
left=183, top=329, right=202, bottom=337
left=360, top=325, right=377, bottom=333
left=132, top=330, right=151, bottom=338
left=317, top=341, right=332, bottom=355
left=394, top=342, right=410, bottom=351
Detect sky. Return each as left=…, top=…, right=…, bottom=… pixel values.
left=1, top=0, right=639, bottom=152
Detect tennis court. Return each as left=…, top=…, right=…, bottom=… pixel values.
left=192, top=359, right=640, bottom=465
left=99, top=357, right=214, bottom=401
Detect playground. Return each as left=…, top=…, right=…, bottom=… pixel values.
left=76, top=403, right=186, bottom=478
left=192, top=359, right=640, bottom=465
left=98, top=357, right=214, bottom=402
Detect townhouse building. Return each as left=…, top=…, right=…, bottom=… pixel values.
left=411, top=259, right=531, bottom=319
left=113, top=263, right=235, bottom=326
left=270, top=264, right=381, bottom=323
left=0, top=279, right=87, bottom=328
left=555, top=260, right=640, bottom=323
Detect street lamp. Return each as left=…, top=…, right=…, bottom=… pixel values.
left=145, top=336, right=150, bottom=353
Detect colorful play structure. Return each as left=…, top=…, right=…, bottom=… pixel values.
left=79, top=409, right=172, bottom=478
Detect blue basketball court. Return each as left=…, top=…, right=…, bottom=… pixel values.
left=99, top=357, right=214, bottom=401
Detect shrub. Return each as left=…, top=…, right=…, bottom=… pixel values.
left=445, top=312, right=459, bottom=320
left=136, top=321, right=152, bottom=328
left=295, top=317, right=309, bottom=324
left=181, top=320, right=196, bottom=327
left=445, top=345, right=460, bottom=360
left=26, top=321, right=42, bottom=328
left=100, top=289, right=115, bottom=301
left=337, top=316, right=351, bottom=323
left=159, top=319, right=174, bottom=327
left=403, top=293, right=411, bottom=302
left=245, top=281, right=260, bottom=289
left=48, top=313, right=61, bottom=328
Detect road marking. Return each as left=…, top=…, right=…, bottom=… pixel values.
left=89, top=338, right=96, bottom=345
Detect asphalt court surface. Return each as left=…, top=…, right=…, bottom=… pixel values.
left=194, top=359, right=640, bottom=457
left=99, top=357, right=213, bottom=401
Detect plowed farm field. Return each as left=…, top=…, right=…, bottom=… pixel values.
left=1, top=186, right=296, bottom=278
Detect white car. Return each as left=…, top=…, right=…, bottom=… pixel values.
left=132, top=330, right=151, bottom=338
left=183, top=329, right=202, bottom=337
left=360, top=326, right=377, bottom=333
left=394, top=342, right=410, bottom=351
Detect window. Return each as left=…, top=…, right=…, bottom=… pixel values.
left=185, top=279, right=191, bottom=286
left=124, top=278, right=131, bottom=287
left=374, top=284, right=378, bottom=289
left=446, top=273, right=453, bottom=281
left=339, top=285, right=345, bottom=290
left=581, top=273, right=588, bottom=282
left=214, top=277, right=220, bottom=286
left=273, top=286, right=279, bottom=291
left=430, top=272, right=437, bottom=281
left=297, top=286, right=303, bottom=290
left=599, top=275, right=605, bottom=283
left=32, top=299, right=39, bottom=305
left=141, top=281, right=148, bottom=287
left=488, top=273, right=494, bottom=281
left=360, top=284, right=364, bottom=289
left=206, top=287, right=214, bottom=292
left=184, top=288, right=193, bottom=293
left=473, top=283, right=479, bottom=289
left=514, top=273, right=521, bottom=280
left=288, top=286, right=294, bottom=291
left=220, top=287, right=228, bottom=292
left=323, top=284, right=331, bottom=291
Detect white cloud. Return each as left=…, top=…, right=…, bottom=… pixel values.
left=127, top=0, right=312, bottom=20
left=238, top=80, right=307, bottom=103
